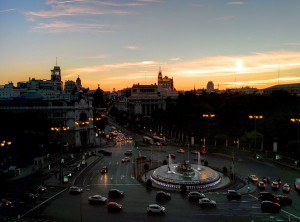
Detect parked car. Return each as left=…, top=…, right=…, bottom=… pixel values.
left=108, top=189, right=124, bottom=198
left=147, top=204, right=166, bottom=214
left=274, top=195, right=293, bottom=206
left=271, top=181, right=280, bottom=190
left=226, top=190, right=241, bottom=200
left=258, top=192, right=277, bottom=201
left=107, top=202, right=123, bottom=212
left=188, top=191, right=205, bottom=201
left=156, top=191, right=171, bottom=200
left=69, top=186, right=83, bottom=194
left=295, top=178, right=300, bottom=191
left=282, top=183, right=291, bottom=193
left=191, top=150, right=198, bottom=154
left=88, top=195, right=107, bottom=204
left=248, top=175, right=259, bottom=182
left=122, top=157, right=131, bottom=163
left=257, top=181, right=266, bottom=190
left=261, top=201, right=281, bottom=213
left=198, top=198, right=216, bottom=207
left=101, top=166, right=108, bottom=174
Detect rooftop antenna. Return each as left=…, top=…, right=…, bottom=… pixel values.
left=56, top=56, right=58, bottom=66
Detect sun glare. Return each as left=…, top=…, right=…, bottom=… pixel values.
left=235, top=60, right=244, bottom=72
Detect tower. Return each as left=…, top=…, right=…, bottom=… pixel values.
left=158, top=66, right=162, bottom=81
left=76, top=75, right=82, bottom=90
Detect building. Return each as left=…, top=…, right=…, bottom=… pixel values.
left=264, top=83, right=300, bottom=95
left=206, top=81, right=214, bottom=93
left=0, top=82, right=14, bottom=99
left=0, top=92, right=96, bottom=147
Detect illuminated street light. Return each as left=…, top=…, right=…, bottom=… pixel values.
left=202, top=114, right=216, bottom=146
left=248, top=115, right=263, bottom=149
left=51, top=126, right=69, bottom=184
left=290, top=118, right=300, bottom=154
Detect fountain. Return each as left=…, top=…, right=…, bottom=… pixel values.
left=149, top=152, right=222, bottom=191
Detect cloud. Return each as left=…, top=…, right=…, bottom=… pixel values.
left=31, top=21, right=112, bottom=33
left=169, top=57, right=182, bottom=61
left=285, top=42, right=300, bottom=46
left=0, top=8, right=17, bottom=13
left=227, top=1, right=244, bottom=5
left=125, top=45, right=139, bottom=50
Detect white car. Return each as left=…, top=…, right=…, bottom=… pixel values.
left=147, top=204, right=166, bottom=214
left=198, top=198, right=216, bottom=207
left=69, top=186, right=82, bottom=194
left=122, top=157, right=130, bottom=163
left=248, top=174, right=259, bottom=182
left=88, top=195, right=107, bottom=204
left=188, top=191, right=205, bottom=200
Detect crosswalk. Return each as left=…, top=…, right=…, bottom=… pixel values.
left=2, top=216, right=56, bottom=222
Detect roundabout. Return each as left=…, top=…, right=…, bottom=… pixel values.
left=146, top=154, right=229, bottom=191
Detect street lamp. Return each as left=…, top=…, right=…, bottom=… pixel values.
left=50, top=126, right=69, bottom=184
left=202, top=114, right=215, bottom=146
left=248, top=115, right=263, bottom=149
left=290, top=118, right=300, bottom=154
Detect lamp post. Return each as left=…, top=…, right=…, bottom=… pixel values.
left=202, top=114, right=215, bottom=146
left=51, top=126, right=69, bottom=184
left=248, top=115, right=263, bottom=149
left=290, top=118, right=300, bottom=154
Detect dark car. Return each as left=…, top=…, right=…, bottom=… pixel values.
left=156, top=191, right=171, bottom=200
left=103, top=151, right=112, bottom=156
left=258, top=192, right=276, bottom=201
left=226, top=190, right=242, bottom=200
left=98, top=149, right=105, bottom=154
left=261, top=201, right=281, bottom=213
left=275, top=195, right=293, bottom=206
left=188, top=191, right=205, bottom=201
left=257, top=181, right=266, bottom=190
left=0, top=199, right=12, bottom=209
left=107, top=202, right=123, bottom=212
left=37, top=185, right=47, bottom=194
left=101, top=166, right=108, bottom=174
left=108, top=189, right=124, bottom=198
left=24, top=193, right=38, bottom=202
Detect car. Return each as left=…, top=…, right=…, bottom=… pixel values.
left=37, top=185, right=47, bottom=194
left=257, top=181, right=266, bottom=190
left=69, top=186, right=83, bottom=194
left=271, top=181, right=280, bottom=190
left=198, top=198, right=216, bottom=207
left=98, top=149, right=105, bottom=154
left=166, top=154, right=176, bottom=159
left=107, top=202, right=123, bottom=212
left=295, top=178, right=300, bottom=191
left=122, top=157, right=131, bottom=163
left=156, top=191, right=171, bottom=200
left=101, top=166, right=108, bottom=174
left=261, top=201, right=281, bottom=213
left=24, top=193, right=38, bottom=202
left=103, top=151, right=112, bottom=156
left=191, top=150, right=198, bottom=154
left=258, top=192, right=277, bottom=201
left=200, top=149, right=207, bottom=155
left=275, top=195, right=293, bottom=206
left=282, top=183, right=291, bottom=193
left=147, top=204, right=166, bottom=214
left=188, top=191, right=205, bottom=201
left=65, top=170, right=73, bottom=178
left=88, top=195, right=107, bottom=204
left=0, top=199, right=12, bottom=209
left=108, top=189, right=124, bottom=198
left=226, top=190, right=241, bottom=200
left=124, top=150, right=133, bottom=155
left=248, top=175, right=259, bottom=182
left=177, top=149, right=185, bottom=153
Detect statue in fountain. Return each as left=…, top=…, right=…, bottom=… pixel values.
left=175, top=160, right=195, bottom=177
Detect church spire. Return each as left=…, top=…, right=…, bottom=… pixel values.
left=158, top=66, right=162, bottom=80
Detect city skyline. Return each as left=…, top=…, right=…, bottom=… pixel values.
left=1, top=0, right=300, bottom=91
